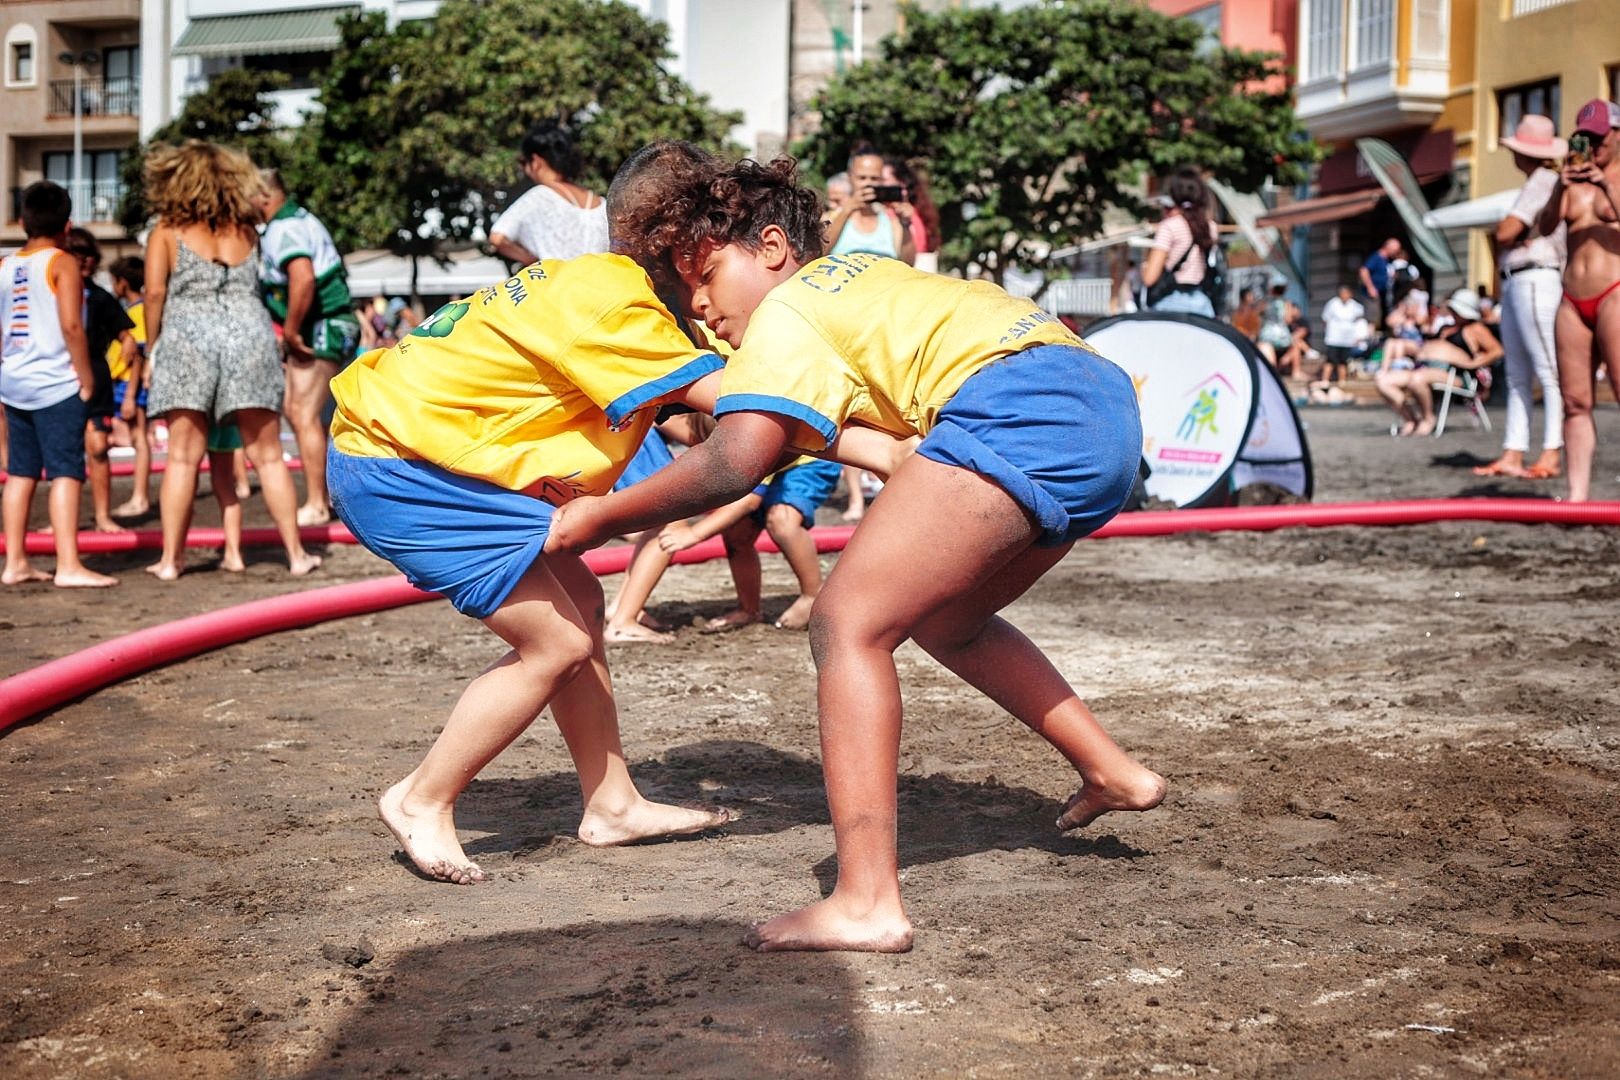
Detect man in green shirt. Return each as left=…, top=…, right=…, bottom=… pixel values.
left=256, top=169, right=360, bottom=526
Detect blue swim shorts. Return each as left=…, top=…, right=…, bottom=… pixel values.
left=612, top=430, right=676, bottom=491
left=112, top=378, right=148, bottom=412
left=916, top=342, right=1142, bottom=547
left=753, top=458, right=842, bottom=528
left=328, top=447, right=556, bottom=618
left=5, top=395, right=88, bottom=483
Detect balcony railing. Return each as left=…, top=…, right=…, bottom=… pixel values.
left=47, top=76, right=140, bottom=118
left=1511, top=0, right=1576, bottom=13
left=11, top=180, right=127, bottom=224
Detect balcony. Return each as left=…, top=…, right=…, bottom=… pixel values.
left=47, top=76, right=141, bottom=118
left=12, top=180, right=127, bottom=224
left=1296, top=0, right=1451, bottom=141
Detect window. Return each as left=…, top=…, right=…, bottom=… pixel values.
left=1610, top=64, right=1619, bottom=107
left=1184, top=3, right=1222, bottom=49
left=1498, top=78, right=1561, bottom=147
left=42, top=150, right=126, bottom=221
left=1305, top=0, right=1344, bottom=83
left=1408, top=0, right=1448, bottom=63
left=12, top=42, right=32, bottom=83
left=1354, top=0, right=1394, bottom=69
left=5, top=24, right=39, bottom=87
left=102, top=45, right=140, bottom=114
left=1510, top=0, right=1577, bottom=15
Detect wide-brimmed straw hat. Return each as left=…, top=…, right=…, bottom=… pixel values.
left=1500, top=115, right=1567, bottom=160
left=1447, top=287, right=1482, bottom=321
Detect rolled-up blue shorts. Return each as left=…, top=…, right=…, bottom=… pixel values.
left=753, top=458, right=842, bottom=528
left=112, top=378, right=148, bottom=412
left=916, top=342, right=1141, bottom=546
left=328, top=447, right=556, bottom=618
left=5, top=395, right=88, bottom=483
left=612, top=430, right=675, bottom=491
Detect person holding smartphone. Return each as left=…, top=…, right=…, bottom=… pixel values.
left=825, top=143, right=917, bottom=267
left=1538, top=99, right=1620, bottom=502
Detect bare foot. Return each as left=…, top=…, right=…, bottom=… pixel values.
left=577, top=798, right=734, bottom=847
left=54, top=567, right=119, bottom=589
left=1524, top=452, right=1562, bottom=480
left=144, top=560, right=182, bottom=581
left=111, top=499, right=149, bottom=518
left=2, top=566, right=52, bottom=585
left=744, top=896, right=914, bottom=953
left=288, top=552, right=323, bottom=577
left=1057, top=768, right=1167, bottom=832
left=774, top=594, right=816, bottom=630
left=94, top=517, right=130, bottom=534
left=1473, top=455, right=1528, bottom=478
left=704, top=608, right=762, bottom=632
left=604, top=622, right=673, bottom=644
left=296, top=504, right=331, bottom=527
left=1395, top=420, right=1417, bottom=438
left=1413, top=417, right=1437, bottom=437
left=220, top=552, right=246, bottom=573
left=235, top=483, right=252, bottom=500
left=378, top=779, right=484, bottom=885
left=840, top=506, right=864, bottom=523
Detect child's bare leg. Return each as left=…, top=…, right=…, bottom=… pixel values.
left=839, top=465, right=866, bottom=521
left=746, top=456, right=1036, bottom=953
left=708, top=518, right=762, bottom=629
left=147, top=410, right=207, bottom=580
left=604, top=531, right=673, bottom=642
left=49, top=477, right=117, bottom=588
left=208, top=450, right=245, bottom=572
left=237, top=409, right=320, bottom=576
left=2, top=476, right=50, bottom=584
left=545, top=553, right=732, bottom=844
left=231, top=448, right=251, bottom=500
left=379, top=557, right=598, bottom=883
left=85, top=423, right=125, bottom=532
left=764, top=503, right=822, bottom=630
left=908, top=544, right=1164, bottom=830
left=114, top=411, right=151, bottom=516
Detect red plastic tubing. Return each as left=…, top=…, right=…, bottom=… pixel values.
left=1, top=499, right=1615, bottom=732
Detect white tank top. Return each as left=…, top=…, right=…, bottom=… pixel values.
left=0, top=248, right=79, bottom=410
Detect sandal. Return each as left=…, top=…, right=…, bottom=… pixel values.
left=1523, top=463, right=1561, bottom=480
left=1473, top=458, right=1528, bottom=478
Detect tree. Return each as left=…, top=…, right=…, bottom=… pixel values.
left=294, top=0, right=741, bottom=257
left=797, top=0, right=1318, bottom=283
left=117, top=68, right=291, bottom=231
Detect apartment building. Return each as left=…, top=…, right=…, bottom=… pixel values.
left=2, top=0, right=143, bottom=248
left=1265, top=0, right=1477, bottom=315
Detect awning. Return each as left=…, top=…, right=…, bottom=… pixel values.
left=1256, top=190, right=1383, bottom=229
left=173, top=7, right=359, bottom=59
left=1422, top=188, right=1520, bottom=230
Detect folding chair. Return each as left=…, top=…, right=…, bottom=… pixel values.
left=1433, top=365, right=1491, bottom=437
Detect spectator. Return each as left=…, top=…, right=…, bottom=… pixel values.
left=0, top=181, right=118, bottom=588
left=1542, top=98, right=1620, bottom=502
left=487, top=121, right=609, bottom=265
left=1320, top=282, right=1365, bottom=385
left=1140, top=168, right=1218, bottom=317
left=825, top=172, right=853, bottom=215
left=1230, top=286, right=1261, bottom=341
left=1375, top=288, right=1503, bottom=437
left=825, top=143, right=916, bottom=265
left=142, top=140, right=320, bottom=580
left=254, top=167, right=360, bottom=527
left=63, top=228, right=136, bottom=533
left=1256, top=282, right=1296, bottom=373
left=1359, top=236, right=1401, bottom=320
left=883, top=156, right=941, bottom=272
left=1405, top=276, right=1431, bottom=323
left=106, top=255, right=153, bottom=518
left=1117, top=259, right=1142, bottom=314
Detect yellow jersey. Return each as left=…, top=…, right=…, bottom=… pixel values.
left=330, top=254, right=722, bottom=499
left=107, top=300, right=145, bottom=382
left=713, top=253, right=1081, bottom=450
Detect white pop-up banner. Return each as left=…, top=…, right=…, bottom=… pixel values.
left=1083, top=312, right=1313, bottom=508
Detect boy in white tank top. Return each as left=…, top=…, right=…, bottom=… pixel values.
left=0, top=181, right=117, bottom=587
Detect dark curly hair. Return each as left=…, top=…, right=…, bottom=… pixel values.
left=520, top=121, right=583, bottom=181
left=608, top=142, right=825, bottom=289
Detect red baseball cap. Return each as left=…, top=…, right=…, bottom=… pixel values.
left=1574, top=98, right=1620, bottom=136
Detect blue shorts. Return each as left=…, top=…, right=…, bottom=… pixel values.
left=753, top=458, right=842, bottom=528
left=916, top=343, right=1141, bottom=546
left=612, top=430, right=675, bottom=491
left=5, top=395, right=88, bottom=483
left=328, top=447, right=556, bottom=618
left=112, top=379, right=148, bottom=412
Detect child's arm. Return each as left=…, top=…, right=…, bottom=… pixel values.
left=117, top=331, right=143, bottom=419
left=659, top=492, right=764, bottom=553
left=818, top=424, right=919, bottom=481
left=48, top=253, right=92, bottom=398
left=547, top=411, right=789, bottom=554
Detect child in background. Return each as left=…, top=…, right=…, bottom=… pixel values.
left=107, top=255, right=152, bottom=519
left=550, top=146, right=1165, bottom=953
left=1319, top=282, right=1364, bottom=387
left=0, top=182, right=118, bottom=588
left=206, top=418, right=247, bottom=572
left=64, top=228, right=136, bottom=533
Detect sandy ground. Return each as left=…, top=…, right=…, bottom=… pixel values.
left=2, top=403, right=1618, bottom=1079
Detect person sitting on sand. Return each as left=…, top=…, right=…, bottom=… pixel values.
left=1374, top=288, right=1502, bottom=437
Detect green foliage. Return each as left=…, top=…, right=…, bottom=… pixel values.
left=293, top=0, right=741, bottom=255
left=118, top=68, right=290, bottom=231
left=797, top=0, right=1319, bottom=281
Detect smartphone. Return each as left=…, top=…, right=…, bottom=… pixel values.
left=1568, top=133, right=1592, bottom=168
left=870, top=184, right=907, bottom=203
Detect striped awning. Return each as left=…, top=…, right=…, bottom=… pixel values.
left=172, top=7, right=359, bottom=59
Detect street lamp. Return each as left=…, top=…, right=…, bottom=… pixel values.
left=58, top=49, right=99, bottom=219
